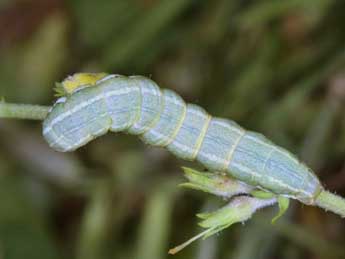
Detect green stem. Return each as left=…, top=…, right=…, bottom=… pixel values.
left=2, top=102, right=345, bottom=219
left=0, top=102, right=50, bottom=120
left=315, top=190, right=345, bottom=218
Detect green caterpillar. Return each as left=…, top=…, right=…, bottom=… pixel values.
left=43, top=73, right=321, bottom=206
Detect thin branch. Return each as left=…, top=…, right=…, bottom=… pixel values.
left=0, top=102, right=50, bottom=120
left=315, top=190, right=345, bottom=218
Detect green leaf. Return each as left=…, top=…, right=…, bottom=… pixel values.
left=169, top=195, right=277, bottom=255
left=271, top=196, right=290, bottom=224
left=251, top=190, right=275, bottom=199
left=181, top=167, right=253, bottom=198
left=54, top=82, right=67, bottom=97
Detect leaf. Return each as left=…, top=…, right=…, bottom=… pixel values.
left=251, top=190, right=275, bottom=199
left=168, top=195, right=276, bottom=255
left=271, top=196, right=290, bottom=224
left=181, top=167, right=253, bottom=198
left=54, top=82, right=67, bottom=97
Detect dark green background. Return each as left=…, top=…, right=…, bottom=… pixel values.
left=0, top=0, right=345, bottom=258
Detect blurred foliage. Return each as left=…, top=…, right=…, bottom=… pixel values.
left=1, top=0, right=345, bottom=258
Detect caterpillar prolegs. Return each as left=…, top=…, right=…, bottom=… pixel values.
left=43, top=73, right=322, bottom=206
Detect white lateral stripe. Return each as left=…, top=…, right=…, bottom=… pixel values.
left=231, top=162, right=310, bottom=196
left=169, top=139, right=195, bottom=154
left=96, top=74, right=118, bottom=83
left=148, top=128, right=195, bottom=154
left=211, top=120, right=244, bottom=135
left=44, top=88, right=136, bottom=134
left=55, top=97, right=67, bottom=104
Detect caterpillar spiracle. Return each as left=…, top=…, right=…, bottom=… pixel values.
left=43, top=73, right=322, bottom=205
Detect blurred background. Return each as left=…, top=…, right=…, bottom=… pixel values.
left=1, top=0, right=345, bottom=258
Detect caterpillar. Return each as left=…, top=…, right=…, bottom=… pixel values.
left=43, top=73, right=322, bottom=206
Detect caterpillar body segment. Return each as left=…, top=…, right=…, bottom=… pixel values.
left=141, top=88, right=186, bottom=147
left=42, top=74, right=322, bottom=205
left=167, top=104, right=209, bottom=161
left=126, top=76, right=162, bottom=135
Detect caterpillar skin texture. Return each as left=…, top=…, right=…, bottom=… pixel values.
left=43, top=74, right=322, bottom=205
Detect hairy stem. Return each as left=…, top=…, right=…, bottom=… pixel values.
left=0, top=102, right=50, bottom=120
left=315, top=190, right=345, bottom=218
left=2, top=102, right=345, bottom=219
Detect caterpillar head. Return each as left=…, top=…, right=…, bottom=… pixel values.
left=54, top=73, right=108, bottom=97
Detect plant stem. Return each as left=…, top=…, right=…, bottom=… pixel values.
left=2, top=102, right=345, bottom=219
left=0, top=102, right=50, bottom=120
left=315, top=190, right=345, bottom=218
